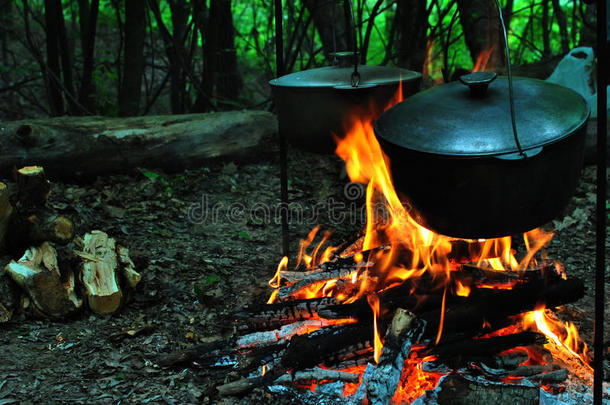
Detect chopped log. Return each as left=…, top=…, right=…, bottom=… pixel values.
left=0, top=111, right=278, bottom=180
left=436, top=374, right=539, bottom=405
left=6, top=166, right=74, bottom=254
left=13, top=209, right=74, bottom=246
left=365, top=309, right=426, bottom=405
left=116, top=245, right=140, bottom=288
left=274, top=367, right=360, bottom=385
left=5, top=242, right=82, bottom=318
left=14, top=166, right=51, bottom=208
left=0, top=182, right=13, bottom=251
left=75, top=230, right=141, bottom=315
left=0, top=272, right=20, bottom=322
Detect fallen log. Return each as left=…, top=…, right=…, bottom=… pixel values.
left=5, top=242, right=82, bottom=318
left=0, top=111, right=278, bottom=180
left=365, top=309, right=426, bottom=405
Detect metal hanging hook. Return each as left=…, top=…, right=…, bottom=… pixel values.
left=493, top=0, right=525, bottom=157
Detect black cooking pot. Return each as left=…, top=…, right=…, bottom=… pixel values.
left=374, top=73, right=590, bottom=239
left=270, top=53, right=421, bottom=153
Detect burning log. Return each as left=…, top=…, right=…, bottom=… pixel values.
left=425, top=332, right=547, bottom=366
left=234, top=297, right=339, bottom=331
left=418, top=277, right=585, bottom=341
left=5, top=242, right=82, bottom=319
left=364, top=309, right=426, bottom=405
left=436, top=374, right=540, bottom=405
left=74, top=230, right=141, bottom=315
left=273, top=240, right=510, bottom=302
left=282, top=323, right=375, bottom=370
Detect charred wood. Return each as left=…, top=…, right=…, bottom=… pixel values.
left=419, top=277, right=584, bottom=341
left=235, top=297, right=339, bottom=331
left=425, top=332, right=546, bottom=366
left=365, top=309, right=426, bottom=405
left=274, top=367, right=360, bottom=385
left=436, top=374, right=539, bottom=405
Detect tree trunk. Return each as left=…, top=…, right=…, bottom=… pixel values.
left=212, top=0, right=241, bottom=109
left=0, top=0, right=12, bottom=65
left=395, top=0, right=429, bottom=72
left=303, top=0, right=353, bottom=60
left=44, top=0, right=64, bottom=116
left=55, top=0, right=77, bottom=114
left=169, top=0, right=189, bottom=113
left=195, top=0, right=241, bottom=112
left=541, top=0, right=551, bottom=59
left=456, top=0, right=503, bottom=69
left=118, top=0, right=147, bottom=116
left=550, top=0, right=570, bottom=54
left=77, top=0, right=100, bottom=114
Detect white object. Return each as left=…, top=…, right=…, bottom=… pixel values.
left=547, top=47, right=609, bottom=118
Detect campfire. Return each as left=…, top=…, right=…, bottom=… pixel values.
left=159, top=86, right=594, bottom=404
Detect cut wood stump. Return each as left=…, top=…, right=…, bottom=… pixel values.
left=0, top=111, right=278, bottom=180
left=0, top=182, right=13, bottom=252
left=75, top=230, right=141, bottom=315
left=5, top=242, right=82, bottom=318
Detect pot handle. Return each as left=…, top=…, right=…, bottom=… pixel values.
left=332, top=83, right=379, bottom=90
left=494, top=146, right=543, bottom=160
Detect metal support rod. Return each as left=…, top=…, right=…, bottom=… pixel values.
left=594, top=0, right=607, bottom=401
left=275, top=0, right=289, bottom=258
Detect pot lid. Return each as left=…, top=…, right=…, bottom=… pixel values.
left=374, top=76, right=589, bottom=157
left=269, top=64, right=421, bottom=88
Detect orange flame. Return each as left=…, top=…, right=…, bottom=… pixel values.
left=269, top=256, right=288, bottom=289
left=455, top=280, right=471, bottom=297
left=523, top=308, right=592, bottom=370
left=367, top=294, right=383, bottom=363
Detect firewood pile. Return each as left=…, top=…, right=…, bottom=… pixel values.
left=0, top=166, right=140, bottom=321
left=157, top=236, right=591, bottom=404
